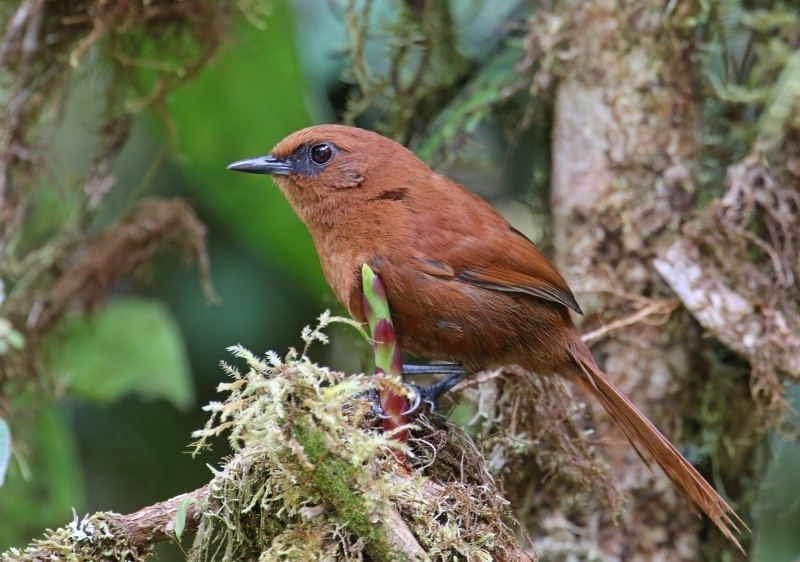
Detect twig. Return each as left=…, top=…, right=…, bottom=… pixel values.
left=581, top=298, right=680, bottom=345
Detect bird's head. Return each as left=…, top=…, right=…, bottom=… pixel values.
left=227, top=124, right=424, bottom=227
left=230, top=123, right=416, bottom=190
left=231, top=125, right=371, bottom=186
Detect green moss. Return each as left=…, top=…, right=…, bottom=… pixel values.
left=293, top=418, right=389, bottom=558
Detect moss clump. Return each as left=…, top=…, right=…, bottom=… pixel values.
left=190, top=313, right=530, bottom=561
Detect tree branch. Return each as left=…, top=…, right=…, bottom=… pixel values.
left=119, top=485, right=210, bottom=546
left=1, top=486, right=210, bottom=562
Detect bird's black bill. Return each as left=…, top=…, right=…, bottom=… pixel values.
left=227, top=155, right=292, bottom=175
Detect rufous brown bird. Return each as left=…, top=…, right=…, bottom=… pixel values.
left=228, top=124, right=745, bottom=548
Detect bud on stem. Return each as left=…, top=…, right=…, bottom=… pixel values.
left=361, top=264, right=409, bottom=444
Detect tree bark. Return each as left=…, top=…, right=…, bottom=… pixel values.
left=546, top=1, right=731, bottom=559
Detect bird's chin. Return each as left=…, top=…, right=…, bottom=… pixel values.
left=271, top=177, right=308, bottom=213
left=271, top=175, right=292, bottom=192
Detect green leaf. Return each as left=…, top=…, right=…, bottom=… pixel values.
left=47, top=298, right=194, bottom=409
left=0, top=417, right=10, bottom=486
left=174, top=496, right=203, bottom=540
left=361, top=265, right=402, bottom=378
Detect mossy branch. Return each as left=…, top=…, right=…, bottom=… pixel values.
left=1, top=486, right=209, bottom=562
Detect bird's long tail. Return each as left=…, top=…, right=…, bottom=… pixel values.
left=565, top=338, right=746, bottom=552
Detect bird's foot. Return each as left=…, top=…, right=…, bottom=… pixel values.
left=400, top=368, right=467, bottom=415
left=365, top=388, right=390, bottom=419
left=365, top=363, right=467, bottom=417
left=396, top=363, right=466, bottom=414
left=365, top=387, right=421, bottom=418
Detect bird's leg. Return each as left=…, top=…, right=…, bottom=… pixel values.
left=404, top=372, right=466, bottom=412
left=401, top=363, right=465, bottom=377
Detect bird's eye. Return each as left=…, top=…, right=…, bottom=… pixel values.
left=310, top=143, right=333, bottom=165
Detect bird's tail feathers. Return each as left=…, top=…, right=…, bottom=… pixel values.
left=566, top=339, right=747, bottom=552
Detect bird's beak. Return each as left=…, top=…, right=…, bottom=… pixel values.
left=226, top=155, right=292, bottom=176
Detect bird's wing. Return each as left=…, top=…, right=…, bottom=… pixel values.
left=411, top=220, right=582, bottom=314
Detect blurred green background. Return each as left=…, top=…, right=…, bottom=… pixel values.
left=1, top=1, right=799, bottom=560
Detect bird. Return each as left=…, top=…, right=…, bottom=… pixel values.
left=227, top=123, right=745, bottom=549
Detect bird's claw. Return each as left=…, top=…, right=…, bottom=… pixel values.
left=399, top=381, right=452, bottom=415
left=398, top=363, right=468, bottom=415
left=367, top=385, right=423, bottom=417
left=400, top=386, right=423, bottom=415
